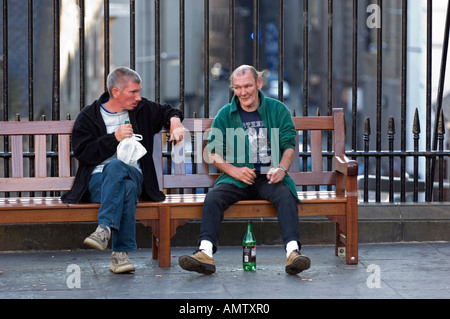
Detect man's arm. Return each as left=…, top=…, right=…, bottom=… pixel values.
left=168, top=116, right=186, bottom=143
left=266, top=148, right=294, bottom=184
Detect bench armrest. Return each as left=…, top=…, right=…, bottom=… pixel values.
left=334, top=155, right=358, bottom=176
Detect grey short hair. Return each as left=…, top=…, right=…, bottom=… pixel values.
left=229, top=65, right=263, bottom=88
left=107, top=67, right=142, bottom=95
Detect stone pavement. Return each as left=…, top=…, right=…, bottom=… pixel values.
left=1, top=242, right=450, bottom=303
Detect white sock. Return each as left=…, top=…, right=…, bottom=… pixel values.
left=199, top=240, right=213, bottom=257
left=286, top=240, right=299, bottom=258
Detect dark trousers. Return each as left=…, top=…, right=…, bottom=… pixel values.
left=199, top=173, right=301, bottom=253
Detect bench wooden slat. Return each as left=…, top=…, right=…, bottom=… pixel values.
left=35, top=135, right=47, bottom=177
left=179, top=118, right=214, bottom=131
left=333, top=110, right=346, bottom=155
left=0, top=208, right=100, bottom=223
left=0, top=207, right=159, bottom=224
left=11, top=135, right=24, bottom=178
left=292, top=116, right=334, bottom=130
left=289, top=171, right=336, bottom=186
left=58, top=135, right=71, bottom=177
left=181, top=117, right=335, bottom=132
left=170, top=202, right=347, bottom=219
left=291, top=133, right=301, bottom=172
left=0, top=198, right=159, bottom=224
left=163, top=174, right=219, bottom=189
left=164, top=172, right=338, bottom=189
left=153, top=134, right=164, bottom=191
left=0, top=177, right=74, bottom=192
left=160, top=191, right=346, bottom=205
left=310, top=130, right=323, bottom=172
left=0, top=121, right=74, bottom=135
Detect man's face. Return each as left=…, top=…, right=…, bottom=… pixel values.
left=113, top=81, right=142, bottom=111
left=232, top=71, right=262, bottom=111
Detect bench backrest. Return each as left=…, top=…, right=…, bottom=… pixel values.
left=0, top=108, right=346, bottom=195
left=0, top=121, right=75, bottom=193
left=155, top=108, right=346, bottom=192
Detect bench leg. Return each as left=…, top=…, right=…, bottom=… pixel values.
left=335, top=220, right=346, bottom=257
left=345, top=189, right=358, bottom=265
left=345, top=210, right=358, bottom=265
left=152, top=234, right=159, bottom=260
left=330, top=214, right=357, bottom=264
left=139, top=220, right=160, bottom=260
left=158, top=206, right=171, bottom=267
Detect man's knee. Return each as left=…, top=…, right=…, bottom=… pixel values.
left=204, top=188, right=223, bottom=204
left=104, top=159, right=127, bottom=173
left=265, top=183, right=294, bottom=201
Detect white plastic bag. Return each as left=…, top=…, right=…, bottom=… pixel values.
left=117, top=134, right=147, bottom=168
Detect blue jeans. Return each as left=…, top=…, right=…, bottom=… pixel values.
left=199, top=173, right=301, bottom=253
left=86, top=159, right=143, bottom=252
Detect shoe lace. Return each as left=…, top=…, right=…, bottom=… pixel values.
left=93, top=229, right=107, bottom=241
left=94, top=226, right=110, bottom=241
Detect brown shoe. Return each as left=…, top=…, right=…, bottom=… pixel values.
left=286, top=250, right=311, bottom=275
left=178, top=250, right=216, bottom=275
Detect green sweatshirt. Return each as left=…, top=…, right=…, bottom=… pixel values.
left=207, top=91, right=299, bottom=202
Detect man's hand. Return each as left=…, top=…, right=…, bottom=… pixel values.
left=114, top=123, right=133, bottom=142
left=208, top=153, right=256, bottom=185
left=266, top=149, right=293, bottom=184
left=266, top=167, right=286, bottom=184
left=231, top=167, right=257, bottom=185
left=169, top=117, right=186, bottom=143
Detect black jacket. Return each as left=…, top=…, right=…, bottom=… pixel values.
left=61, top=92, right=183, bottom=204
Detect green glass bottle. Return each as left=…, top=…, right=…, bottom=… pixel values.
left=242, top=220, right=256, bottom=271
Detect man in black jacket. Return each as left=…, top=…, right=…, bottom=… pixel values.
left=61, top=67, right=185, bottom=273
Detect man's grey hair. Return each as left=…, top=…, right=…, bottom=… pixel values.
left=229, top=65, right=263, bottom=88
left=107, top=67, right=142, bottom=95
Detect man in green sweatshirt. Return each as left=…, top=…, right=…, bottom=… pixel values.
left=179, top=65, right=310, bottom=275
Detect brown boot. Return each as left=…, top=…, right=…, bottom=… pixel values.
left=285, top=250, right=311, bottom=275
left=178, top=250, right=216, bottom=275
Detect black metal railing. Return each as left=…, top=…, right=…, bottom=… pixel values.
left=1, top=0, right=450, bottom=203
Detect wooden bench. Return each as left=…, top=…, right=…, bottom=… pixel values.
left=0, top=107, right=358, bottom=267
left=150, top=107, right=358, bottom=266
left=0, top=120, right=160, bottom=235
